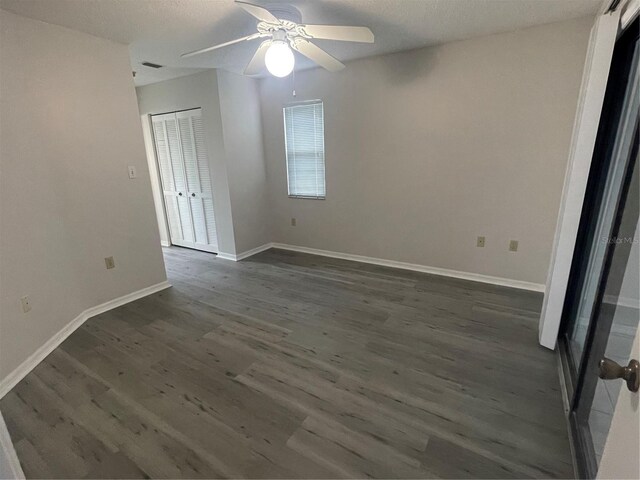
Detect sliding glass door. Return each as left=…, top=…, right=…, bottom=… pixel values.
left=559, top=18, right=639, bottom=479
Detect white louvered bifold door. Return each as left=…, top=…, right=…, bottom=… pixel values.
left=152, top=113, right=190, bottom=246
left=176, top=110, right=218, bottom=252
left=151, top=109, right=218, bottom=253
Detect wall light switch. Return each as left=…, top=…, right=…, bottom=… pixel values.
left=128, top=166, right=137, bottom=179
left=20, top=295, right=31, bottom=314
left=105, top=256, right=115, bottom=269
left=509, top=240, right=519, bottom=252
left=477, top=236, right=485, bottom=248
left=291, top=217, right=296, bottom=227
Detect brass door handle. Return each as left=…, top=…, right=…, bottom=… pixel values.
left=598, top=358, right=639, bottom=392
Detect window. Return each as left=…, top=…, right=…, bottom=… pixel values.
left=284, top=100, right=326, bottom=199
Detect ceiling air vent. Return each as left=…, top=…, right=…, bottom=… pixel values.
left=142, top=61, right=163, bottom=69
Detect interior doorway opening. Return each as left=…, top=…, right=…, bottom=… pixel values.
left=142, top=108, right=220, bottom=254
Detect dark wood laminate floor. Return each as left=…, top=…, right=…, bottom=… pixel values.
left=1, top=247, right=573, bottom=479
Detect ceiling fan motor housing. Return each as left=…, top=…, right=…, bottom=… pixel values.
left=264, top=4, right=302, bottom=24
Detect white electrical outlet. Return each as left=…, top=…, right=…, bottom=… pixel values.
left=105, top=256, right=115, bottom=269
left=128, top=166, right=137, bottom=179
left=20, top=295, right=31, bottom=313
left=509, top=240, right=519, bottom=252
left=477, top=236, right=485, bottom=248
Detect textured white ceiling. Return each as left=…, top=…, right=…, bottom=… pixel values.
left=0, top=0, right=601, bottom=86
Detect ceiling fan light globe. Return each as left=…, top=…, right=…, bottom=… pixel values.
left=265, top=41, right=295, bottom=77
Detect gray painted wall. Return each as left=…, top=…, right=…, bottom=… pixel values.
left=0, top=11, right=167, bottom=382
left=217, top=70, right=272, bottom=254
left=259, top=16, right=592, bottom=285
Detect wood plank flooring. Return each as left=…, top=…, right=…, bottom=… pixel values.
left=0, top=247, right=573, bottom=479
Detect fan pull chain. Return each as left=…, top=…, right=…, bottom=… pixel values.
left=292, top=67, right=296, bottom=97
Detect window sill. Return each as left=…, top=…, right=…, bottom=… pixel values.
left=288, top=195, right=326, bottom=200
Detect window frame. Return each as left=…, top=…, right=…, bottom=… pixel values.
left=283, top=99, right=326, bottom=200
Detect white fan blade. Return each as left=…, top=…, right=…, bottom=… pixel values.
left=290, top=38, right=345, bottom=72
left=181, top=33, right=262, bottom=58
left=236, top=1, right=281, bottom=24
left=300, top=25, right=374, bottom=43
left=244, top=40, right=271, bottom=75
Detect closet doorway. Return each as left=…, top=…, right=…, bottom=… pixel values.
left=151, top=108, right=219, bottom=253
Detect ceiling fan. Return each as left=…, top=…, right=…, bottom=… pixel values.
left=181, top=1, right=374, bottom=77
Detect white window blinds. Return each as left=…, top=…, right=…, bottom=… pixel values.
left=284, top=101, right=326, bottom=199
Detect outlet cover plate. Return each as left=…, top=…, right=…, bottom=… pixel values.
left=105, top=256, right=115, bottom=269
left=509, top=240, right=519, bottom=252
left=20, top=295, right=31, bottom=313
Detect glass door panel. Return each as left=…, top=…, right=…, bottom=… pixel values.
left=588, top=156, right=638, bottom=466
left=567, top=40, right=639, bottom=369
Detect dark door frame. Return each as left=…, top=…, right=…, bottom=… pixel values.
left=558, top=17, right=639, bottom=480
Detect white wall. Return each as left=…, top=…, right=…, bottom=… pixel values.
left=259, top=16, right=592, bottom=286
left=0, top=11, right=167, bottom=383
left=217, top=70, right=272, bottom=253
left=135, top=71, right=237, bottom=255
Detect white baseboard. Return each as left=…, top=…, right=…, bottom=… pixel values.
left=235, top=243, right=273, bottom=261
left=271, top=243, right=545, bottom=292
left=216, top=251, right=238, bottom=261
left=216, top=243, right=272, bottom=262
left=160, top=240, right=170, bottom=247
left=0, top=281, right=171, bottom=400
left=0, top=412, right=24, bottom=479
